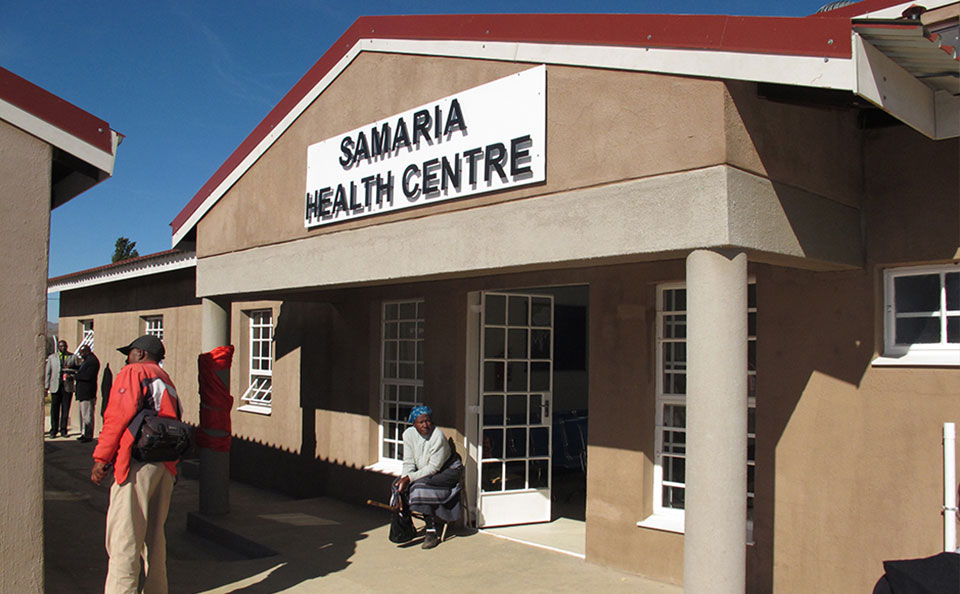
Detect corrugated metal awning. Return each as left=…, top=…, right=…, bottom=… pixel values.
left=854, top=20, right=959, bottom=94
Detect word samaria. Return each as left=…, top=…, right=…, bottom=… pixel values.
left=338, top=99, right=467, bottom=168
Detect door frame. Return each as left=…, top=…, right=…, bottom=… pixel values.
left=466, top=289, right=555, bottom=528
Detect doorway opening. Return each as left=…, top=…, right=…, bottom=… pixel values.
left=548, top=285, right=589, bottom=523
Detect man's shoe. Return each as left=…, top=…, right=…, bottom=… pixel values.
left=422, top=531, right=440, bottom=550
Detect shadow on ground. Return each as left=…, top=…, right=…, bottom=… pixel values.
left=43, top=438, right=386, bottom=594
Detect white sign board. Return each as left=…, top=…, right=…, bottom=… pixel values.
left=305, top=65, right=545, bottom=227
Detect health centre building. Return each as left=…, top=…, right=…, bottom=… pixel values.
left=51, top=1, right=960, bottom=592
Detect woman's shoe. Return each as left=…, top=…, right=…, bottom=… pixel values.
left=422, top=531, right=440, bottom=549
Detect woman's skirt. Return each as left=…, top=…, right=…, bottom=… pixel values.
left=391, top=457, right=463, bottom=524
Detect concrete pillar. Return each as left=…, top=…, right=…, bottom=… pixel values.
left=200, top=297, right=230, bottom=515
left=0, top=122, right=50, bottom=594
left=683, top=250, right=748, bottom=594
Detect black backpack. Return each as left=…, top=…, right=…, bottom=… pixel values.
left=128, top=406, right=193, bottom=462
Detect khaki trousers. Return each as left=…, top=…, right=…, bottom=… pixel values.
left=104, top=462, right=174, bottom=594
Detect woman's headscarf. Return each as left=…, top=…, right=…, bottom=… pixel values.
left=408, top=405, right=432, bottom=425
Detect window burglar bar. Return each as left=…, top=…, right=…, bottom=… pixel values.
left=144, top=316, right=163, bottom=341
left=241, top=310, right=273, bottom=408
left=79, top=320, right=94, bottom=351
left=654, top=283, right=757, bottom=518
left=380, top=300, right=424, bottom=461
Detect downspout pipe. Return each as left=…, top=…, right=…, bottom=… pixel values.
left=944, top=422, right=957, bottom=552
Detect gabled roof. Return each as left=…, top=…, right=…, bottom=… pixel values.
left=170, top=0, right=960, bottom=247
left=0, top=66, right=122, bottom=206
left=47, top=249, right=196, bottom=293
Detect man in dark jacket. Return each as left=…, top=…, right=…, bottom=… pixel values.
left=74, top=345, right=100, bottom=442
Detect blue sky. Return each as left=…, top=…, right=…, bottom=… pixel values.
left=2, top=1, right=828, bottom=320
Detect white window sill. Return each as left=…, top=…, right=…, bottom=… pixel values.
left=637, top=515, right=755, bottom=545
left=365, top=458, right=403, bottom=476
left=873, top=351, right=960, bottom=367
left=238, top=403, right=272, bottom=415
left=637, top=513, right=684, bottom=534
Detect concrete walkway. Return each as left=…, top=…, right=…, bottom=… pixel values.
left=44, top=433, right=681, bottom=593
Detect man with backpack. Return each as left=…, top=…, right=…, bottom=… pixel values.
left=91, top=334, right=183, bottom=594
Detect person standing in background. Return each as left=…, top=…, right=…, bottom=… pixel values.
left=74, top=345, right=100, bottom=442
left=44, top=338, right=61, bottom=435
left=47, top=340, right=79, bottom=437
left=100, top=363, right=113, bottom=419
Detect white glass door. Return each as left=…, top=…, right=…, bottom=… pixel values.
left=478, top=292, right=554, bottom=527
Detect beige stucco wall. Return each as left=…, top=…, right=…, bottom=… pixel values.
left=750, top=126, right=960, bottom=593
left=863, top=125, right=960, bottom=265
left=724, top=80, right=864, bottom=209
left=193, top=57, right=872, bottom=302
left=58, top=269, right=203, bottom=429
left=0, top=119, right=50, bottom=593
left=197, top=55, right=732, bottom=259
left=196, top=163, right=864, bottom=299
left=756, top=264, right=960, bottom=594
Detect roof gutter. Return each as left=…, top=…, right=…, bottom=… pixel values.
left=852, top=17, right=960, bottom=139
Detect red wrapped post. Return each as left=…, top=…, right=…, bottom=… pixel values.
left=197, top=345, right=234, bottom=452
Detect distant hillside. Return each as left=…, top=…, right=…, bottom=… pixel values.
left=47, top=321, right=58, bottom=336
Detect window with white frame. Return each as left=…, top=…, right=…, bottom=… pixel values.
left=379, top=300, right=424, bottom=462
left=649, top=282, right=757, bottom=530
left=143, top=315, right=163, bottom=341
left=240, top=309, right=273, bottom=412
left=882, top=264, right=960, bottom=365
left=79, top=319, right=94, bottom=351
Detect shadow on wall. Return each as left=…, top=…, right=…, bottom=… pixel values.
left=748, top=264, right=877, bottom=593
left=274, top=298, right=372, bottom=417
left=58, top=268, right=201, bottom=317
left=271, top=299, right=385, bottom=499
left=730, top=76, right=879, bottom=591
left=731, top=79, right=960, bottom=591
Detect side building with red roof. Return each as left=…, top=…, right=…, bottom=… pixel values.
left=0, top=65, right=121, bottom=593
left=47, top=249, right=202, bottom=431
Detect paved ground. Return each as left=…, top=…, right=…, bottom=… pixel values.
left=44, top=431, right=682, bottom=594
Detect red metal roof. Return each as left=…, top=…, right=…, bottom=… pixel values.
left=0, top=65, right=115, bottom=155
left=170, top=12, right=860, bottom=237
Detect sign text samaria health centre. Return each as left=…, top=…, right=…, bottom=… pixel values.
left=304, top=66, right=546, bottom=227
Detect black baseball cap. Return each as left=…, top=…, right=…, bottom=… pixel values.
left=117, top=335, right=165, bottom=359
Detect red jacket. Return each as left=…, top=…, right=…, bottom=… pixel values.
left=93, top=361, right=181, bottom=484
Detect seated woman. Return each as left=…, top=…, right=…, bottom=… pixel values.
left=390, top=405, right=462, bottom=549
